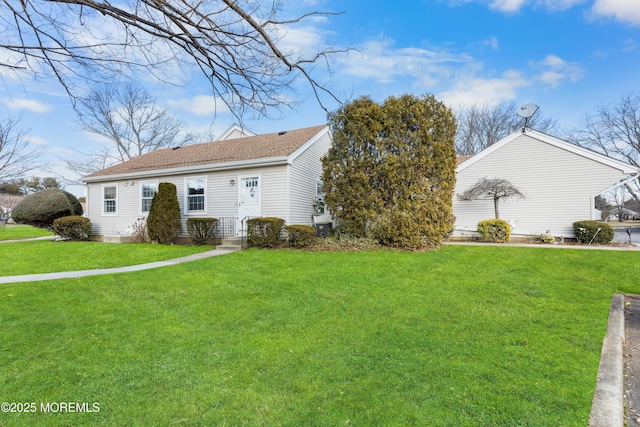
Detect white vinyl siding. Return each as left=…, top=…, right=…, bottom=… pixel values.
left=287, top=130, right=332, bottom=225
left=453, top=133, right=632, bottom=238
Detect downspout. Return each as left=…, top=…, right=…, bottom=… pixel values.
left=285, top=163, right=291, bottom=226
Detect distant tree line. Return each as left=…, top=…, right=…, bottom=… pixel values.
left=0, top=176, right=61, bottom=195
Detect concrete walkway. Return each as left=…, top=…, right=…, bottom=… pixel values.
left=0, top=247, right=239, bottom=284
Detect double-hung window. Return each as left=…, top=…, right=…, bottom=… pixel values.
left=103, top=185, right=118, bottom=215
left=140, top=181, right=158, bottom=214
left=186, top=177, right=206, bottom=213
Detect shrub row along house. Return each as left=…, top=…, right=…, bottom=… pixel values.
left=82, top=124, right=639, bottom=242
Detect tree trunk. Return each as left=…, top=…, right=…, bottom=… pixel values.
left=494, top=197, right=500, bottom=219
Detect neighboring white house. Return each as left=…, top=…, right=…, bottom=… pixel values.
left=82, top=124, right=330, bottom=241
left=453, top=129, right=639, bottom=239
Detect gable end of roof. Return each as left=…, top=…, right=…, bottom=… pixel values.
left=457, top=129, right=639, bottom=174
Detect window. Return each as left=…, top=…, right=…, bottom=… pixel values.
left=186, top=177, right=206, bottom=213
left=103, top=185, right=117, bottom=215
left=140, top=181, right=158, bottom=213
left=315, top=179, right=326, bottom=215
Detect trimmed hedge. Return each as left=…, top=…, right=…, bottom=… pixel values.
left=573, top=220, right=614, bottom=244
left=285, top=224, right=316, bottom=248
left=477, top=219, right=511, bottom=243
left=53, top=216, right=92, bottom=241
left=186, top=218, right=218, bottom=245
left=247, top=217, right=284, bottom=248
left=11, top=188, right=83, bottom=229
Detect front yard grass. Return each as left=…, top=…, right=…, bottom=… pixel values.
left=1, top=246, right=639, bottom=426
left=0, top=224, right=54, bottom=240
left=0, top=241, right=213, bottom=276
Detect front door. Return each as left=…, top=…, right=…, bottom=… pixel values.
left=237, top=175, right=261, bottom=235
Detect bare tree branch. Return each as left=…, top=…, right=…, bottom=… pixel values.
left=1, top=0, right=346, bottom=118
left=569, top=92, right=640, bottom=203
left=65, top=83, right=194, bottom=175
left=455, top=101, right=558, bottom=156
left=0, top=116, right=42, bottom=181
left=458, top=177, right=525, bottom=219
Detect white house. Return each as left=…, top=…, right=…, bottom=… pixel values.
left=453, top=129, right=639, bottom=239
left=82, top=124, right=330, bottom=241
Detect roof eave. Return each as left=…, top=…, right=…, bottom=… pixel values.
left=81, top=156, right=289, bottom=183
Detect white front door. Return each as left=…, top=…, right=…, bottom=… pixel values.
left=237, top=175, right=261, bottom=235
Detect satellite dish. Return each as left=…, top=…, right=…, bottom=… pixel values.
left=517, top=103, right=539, bottom=119
left=516, top=103, right=540, bottom=132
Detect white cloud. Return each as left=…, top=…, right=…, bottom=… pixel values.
left=277, top=25, right=330, bottom=59
left=1, top=98, right=52, bottom=113
left=336, top=36, right=532, bottom=108
left=592, top=0, right=640, bottom=25
left=338, top=38, right=474, bottom=85
left=488, top=0, right=528, bottom=13
left=451, top=0, right=585, bottom=14
left=534, top=0, right=586, bottom=11
left=166, top=95, right=231, bottom=116
left=622, top=38, right=637, bottom=52
left=438, top=70, right=530, bottom=106
left=484, top=36, right=500, bottom=50
left=530, top=54, right=584, bottom=88
left=27, top=136, right=48, bottom=146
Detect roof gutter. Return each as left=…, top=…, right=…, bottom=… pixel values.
left=596, top=173, right=640, bottom=196
left=81, top=156, right=289, bottom=183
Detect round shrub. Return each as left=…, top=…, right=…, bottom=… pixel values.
left=147, top=182, right=182, bottom=244
left=573, top=220, right=614, bottom=244
left=11, top=188, right=83, bottom=229
left=477, top=219, right=511, bottom=243
left=186, top=218, right=218, bottom=245
left=53, top=216, right=92, bottom=241
left=285, top=224, right=316, bottom=248
left=247, top=217, right=284, bottom=248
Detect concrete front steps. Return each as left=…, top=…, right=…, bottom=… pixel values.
left=217, top=237, right=243, bottom=251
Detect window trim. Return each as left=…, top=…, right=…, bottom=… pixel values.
left=139, top=180, right=158, bottom=215
left=184, top=176, right=207, bottom=215
left=102, top=184, right=118, bottom=216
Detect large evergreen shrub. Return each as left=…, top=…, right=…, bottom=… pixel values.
left=11, top=188, right=83, bottom=229
left=573, top=220, right=614, bottom=244
left=147, top=182, right=182, bottom=244
left=322, top=94, right=457, bottom=249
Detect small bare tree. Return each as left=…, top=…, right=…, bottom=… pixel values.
left=458, top=177, right=525, bottom=219
left=66, top=84, right=194, bottom=175
left=455, top=101, right=557, bottom=156
left=1, top=0, right=344, bottom=117
left=0, top=117, right=41, bottom=181
left=569, top=92, right=640, bottom=202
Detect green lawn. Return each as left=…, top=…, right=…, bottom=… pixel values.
left=0, top=224, right=54, bottom=240
left=1, top=246, right=638, bottom=426
left=0, top=241, right=213, bottom=276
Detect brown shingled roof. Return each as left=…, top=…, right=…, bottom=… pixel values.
left=83, top=125, right=327, bottom=179
left=457, top=155, right=472, bottom=165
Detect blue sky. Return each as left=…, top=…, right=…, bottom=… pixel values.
left=2, top=0, right=640, bottom=195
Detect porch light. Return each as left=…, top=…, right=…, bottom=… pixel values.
left=230, top=179, right=236, bottom=186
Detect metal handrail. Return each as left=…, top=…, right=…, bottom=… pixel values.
left=240, top=215, right=259, bottom=248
